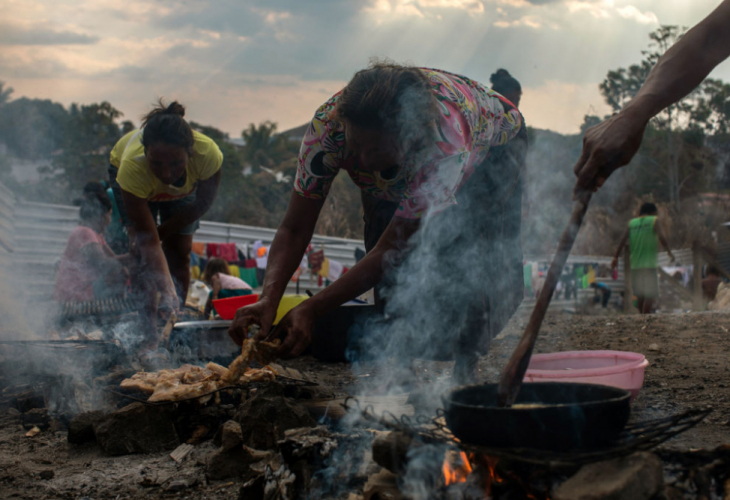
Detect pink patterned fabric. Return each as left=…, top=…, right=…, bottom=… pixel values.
left=54, top=226, right=109, bottom=302
left=294, top=68, right=523, bottom=219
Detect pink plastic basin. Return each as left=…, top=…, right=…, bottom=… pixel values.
left=524, top=350, right=649, bottom=401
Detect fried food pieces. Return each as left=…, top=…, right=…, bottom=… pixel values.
left=119, top=339, right=281, bottom=403
left=224, top=338, right=281, bottom=384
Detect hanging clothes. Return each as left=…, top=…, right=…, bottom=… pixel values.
left=291, top=255, right=308, bottom=282
left=206, top=243, right=219, bottom=259
left=586, top=265, right=596, bottom=285
left=207, top=242, right=238, bottom=262
left=327, top=259, right=344, bottom=282
left=220, top=243, right=238, bottom=262
left=256, top=254, right=268, bottom=269
left=239, top=267, right=259, bottom=288
left=191, top=242, right=206, bottom=257
left=236, top=243, right=249, bottom=261
left=309, top=249, right=325, bottom=274
left=523, top=263, right=533, bottom=295
left=318, top=258, right=331, bottom=279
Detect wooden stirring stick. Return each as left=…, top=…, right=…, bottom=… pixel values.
left=497, top=191, right=593, bottom=407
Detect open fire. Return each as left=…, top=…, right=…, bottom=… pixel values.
left=442, top=450, right=549, bottom=499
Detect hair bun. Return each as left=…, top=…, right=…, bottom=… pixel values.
left=490, top=69, right=511, bottom=84
left=166, top=101, right=186, bottom=117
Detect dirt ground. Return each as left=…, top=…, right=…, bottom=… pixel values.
left=1, top=308, right=729, bottom=498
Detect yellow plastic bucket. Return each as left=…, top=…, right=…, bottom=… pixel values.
left=273, top=294, right=309, bottom=324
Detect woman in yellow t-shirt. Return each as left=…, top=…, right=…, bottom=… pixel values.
left=109, top=100, right=222, bottom=357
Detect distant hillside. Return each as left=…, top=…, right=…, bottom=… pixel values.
left=279, top=123, right=309, bottom=143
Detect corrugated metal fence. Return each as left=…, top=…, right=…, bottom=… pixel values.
left=0, top=181, right=15, bottom=271
left=11, top=200, right=366, bottom=301
left=9, top=196, right=728, bottom=308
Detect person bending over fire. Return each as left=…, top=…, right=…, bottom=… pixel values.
left=108, top=101, right=222, bottom=359
left=54, top=183, right=133, bottom=304
left=230, top=62, right=527, bottom=382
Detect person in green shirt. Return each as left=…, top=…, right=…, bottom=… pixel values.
left=611, top=203, right=675, bottom=314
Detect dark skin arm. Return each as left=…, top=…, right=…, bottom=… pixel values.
left=272, top=215, right=419, bottom=358
left=157, top=171, right=221, bottom=241
left=654, top=218, right=675, bottom=261
left=229, top=192, right=325, bottom=345
left=121, top=189, right=178, bottom=313
left=574, top=0, right=730, bottom=194
left=228, top=190, right=421, bottom=359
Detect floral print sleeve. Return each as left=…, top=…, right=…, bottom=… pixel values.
left=393, top=69, right=523, bottom=219
left=294, top=94, right=345, bottom=199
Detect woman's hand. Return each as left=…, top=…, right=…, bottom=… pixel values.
left=270, top=302, right=316, bottom=359
left=229, top=297, right=277, bottom=346
left=158, top=287, right=179, bottom=320
left=573, top=109, right=649, bottom=197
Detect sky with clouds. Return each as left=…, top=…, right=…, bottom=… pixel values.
left=2, top=0, right=729, bottom=136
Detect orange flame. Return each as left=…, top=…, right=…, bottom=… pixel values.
left=442, top=451, right=473, bottom=486
left=443, top=453, right=549, bottom=499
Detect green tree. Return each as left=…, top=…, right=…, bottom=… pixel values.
left=0, top=98, right=70, bottom=159
left=42, top=101, right=124, bottom=198
left=0, top=82, right=13, bottom=107
left=241, top=121, right=297, bottom=172
left=598, top=25, right=713, bottom=209
left=121, top=120, right=136, bottom=135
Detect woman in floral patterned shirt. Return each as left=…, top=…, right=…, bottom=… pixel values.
left=230, top=62, right=527, bottom=382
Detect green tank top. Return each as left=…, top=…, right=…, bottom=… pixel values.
left=629, top=216, right=658, bottom=269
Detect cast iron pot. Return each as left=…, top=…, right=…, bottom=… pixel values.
left=442, top=382, right=631, bottom=451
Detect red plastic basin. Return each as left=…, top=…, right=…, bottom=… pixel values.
left=212, top=294, right=259, bottom=320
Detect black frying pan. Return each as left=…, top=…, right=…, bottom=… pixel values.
left=442, top=382, right=631, bottom=451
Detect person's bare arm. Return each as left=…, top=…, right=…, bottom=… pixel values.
left=157, top=171, right=221, bottom=241
left=611, top=228, right=630, bottom=268
left=574, top=0, right=730, bottom=193
left=229, top=192, right=324, bottom=345
left=121, top=190, right=177, bottom=310
left=273, top=215, right=420, bottom=358
left=262, top=193, right=325, bottom=305
left=655, top=218, right=675, bottom=261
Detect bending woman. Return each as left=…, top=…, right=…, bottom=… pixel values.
left=109, top=101, right=222, bottom=349
left=230, top=63, right=527, bottom=382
